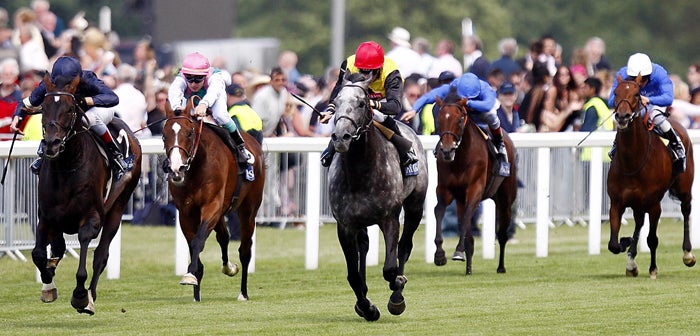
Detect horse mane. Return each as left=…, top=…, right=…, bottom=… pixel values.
left=444, top=86, right=461, bottom=103
left=346, top=72, right=367, bottom=84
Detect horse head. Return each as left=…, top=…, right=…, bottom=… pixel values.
left=162, top=96, right=201, bottom=185
left=613, top=74, right=644, bottom=131
left=41, top=73, right=83, bottom=159
left=435, top=87, right=468, bottom=162
left=331, top=72, right=373, bottom=153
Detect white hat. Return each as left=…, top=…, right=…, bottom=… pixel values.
left=388, top=27, right=411, bottom=48
left=626, top=53, right=652, bottom=77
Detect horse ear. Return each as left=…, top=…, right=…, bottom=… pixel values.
left=185, top=96, right=195, bottom=118
left=44, top=73, right=54, bottom=91
left=164, top=96, right=175, bottom=118
left=67, top=76, right=80, bottom=93
left=435, top=96, right=443, bottom=106
left=616, top=74, right=623, bottom=83
left=458, top=98, right=468, bottom=107
left=635, top=73, right=643, bottom=85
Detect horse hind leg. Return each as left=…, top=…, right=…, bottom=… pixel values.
left=678, top=193, right=696, bottom=267
left=236, top=205, right=257, bottom=301
left=647, top=206, right=662, bottom=279
left=215, top=218, right=239, bottom=277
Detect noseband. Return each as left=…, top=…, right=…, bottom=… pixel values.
left=163, top=116, right=203, bottom=172
left=613, top=81, right=647, bottom=128
left=438, top=102, right=468, bottom=147
left=334, top=84, right=373, bottom=140
left=43, top=91, right=88, bottom=153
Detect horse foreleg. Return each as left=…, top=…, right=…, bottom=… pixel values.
left=647, top=205, right=661, bottom=279
left=72, top=211, right=101, bottom=315
left=236, top=206, right=256, bottom=301
left=607, top=202, right=624, bottom=254
left=338, top=225, right=379, bottom=321
left=382, top=214, right=407, bottom=316
left=181, top=217, right=213, bottom=301
left=32, top=223, right=57, bottom=303
left=494, top=198, right=512, bottom=274
left=433, top=193, right=450, bottom=266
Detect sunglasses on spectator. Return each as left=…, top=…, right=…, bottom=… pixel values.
left=185, top=75, right=206, bottom=83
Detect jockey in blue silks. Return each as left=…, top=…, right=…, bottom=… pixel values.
left=412, top=72, right=507, bottom=158
left=607, top=52, right=685, bottom=172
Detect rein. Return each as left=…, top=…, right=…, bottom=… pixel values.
left=334, top=84, right=373, bottom=140
left=43, top=91, right=89, bottom=153
left=164, top=116, right=204, bottom=172
left=438, top=102, right=468, bottom=147
left=612, top=80, right=654, bottom=176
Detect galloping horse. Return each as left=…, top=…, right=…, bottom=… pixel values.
left=162, top=97, right=265, bottom=301
left=328, top=73, right=428, bottom=321
left=32, top=74, right=142, bottom=315
left=607, top=74, right=695, bottom=278
left=433, top=88, right=518, bottom=275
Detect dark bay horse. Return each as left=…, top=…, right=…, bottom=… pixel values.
left=327, top=73, right=428, bottom=321
left=433, top=88, right=518, bottom=275
left=607, top=74, right=695, bottom=278
left=33, top=74, right=142, bottom=315
left=162, top=97, right=265, bottom=301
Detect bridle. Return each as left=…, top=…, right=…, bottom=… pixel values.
left=163, top=116, right=203, bottom=172
left=613, top=80, right=647, bottom=129
left=43, top=91, right=89, bottom=154
left=334, top=84, right=373, bottom=141
left=438, top=102, right=469, bottom=148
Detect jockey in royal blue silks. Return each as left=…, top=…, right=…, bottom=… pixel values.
left=607, top=52, right=685, bottom=173
left=412, top=72, right=508, bottom=171
left=10, top=55, right=132, bottom=179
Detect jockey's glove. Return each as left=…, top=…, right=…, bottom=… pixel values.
left=369, top=99, right=381, bottom=110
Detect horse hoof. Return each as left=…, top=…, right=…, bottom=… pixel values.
left=237, top=293, right=249, bottom=301
left=625, top=267, right=639, bottom=277
left=222, top=262, right=240, bottom=277
left=40, top=282, right=57, bottom=303
left=650, top=269, right=658, bottom=280
left=387, top=299, right=406, bottom=316
left=434, top=251, right=447, bottom=266
left=683, top=252, right=696, bottom=267
left=452, top=251, right=466, bottom=262
left=180, top=273, right=198, bottom=286
left=71, top=291, right=94, bottom=315
left=355, top=302, right=380, bottom=321
left=497, top=267, right=506, bottom=274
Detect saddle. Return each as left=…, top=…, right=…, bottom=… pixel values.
left=475, top=124, right=510, bottom=177
left=203, top=123, right=254, bottom=180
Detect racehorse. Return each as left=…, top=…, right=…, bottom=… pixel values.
left=162, top=96, right=265, bottom=301
left=32, top=74, right=142, bottom=315
left=433, top=87, right=518, bottom=275
left=607, top=74, right=695, bottom=278
left=327, top=73, right=428, bottom=321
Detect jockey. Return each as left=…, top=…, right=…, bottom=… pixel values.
left=319, top=41, right=419, bottom=170
left=607, top=52, right=685, bottom=172
left=412, top=72, right=507, bottom=159
left=10, top=55, right=131, bottom=178
left=168, top=52, right=254, bottom=176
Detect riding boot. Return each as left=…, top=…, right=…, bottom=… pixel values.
left=99, top=131, right=130, bottom=179
left=663, top=128, right=686, bottom=173
left=320, top=140, right=335, bottom=167
left=491, top=127, right=510, bottom=177
left=229, top=128, right=254, bottom=165
left=30, top=141, right=44, bottom=175
left=381, top=117, right=418, bottom=166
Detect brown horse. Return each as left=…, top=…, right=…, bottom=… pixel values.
left=162, top=97, right=264, bottom=301
left=433, top=88, right=518, bottom=275
left=607, top=74, right=695, bottom=278
left=32, top=74, right=142, bottom=315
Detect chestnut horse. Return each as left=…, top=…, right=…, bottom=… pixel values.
left=162, top=97, right=264, bottom=301
left=328, top=73, right=428, bottom=321
left=607, top=74, right=695, bottom=278
left=32, top=74, right=142, bottom=315
left=433, top=88, right=518, bottom=275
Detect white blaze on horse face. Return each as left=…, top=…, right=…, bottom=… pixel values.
left=169, top=123, right=186, bottom=170
left=54, top=96, right=60, bottom=102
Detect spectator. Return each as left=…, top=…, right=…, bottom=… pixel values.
left=251, top=66, right=287, bottom=137
left=226, top=83, right=262, bottom=144
left=12, top=8, right=49, bottom=74
left=0, top=58, right=22, bottom=140
left=686, top=63, right=700, bottom=91
left=146, top=88, right=167, bottom=136
left=231, top=71, right=248, bottom=89
left=488, top=37, right=521, bottom=79
left=495, top=81, right=522, bottom=242
left=520, top=61, right=552, bottom=132
left=577, top=77, right=613, bottom=133
left=80, top=27, right=116, bottom=79
left=539, top=34, right=559, bottom=76
left=0, top=8, right=18, bottom=62
left=278, top=50, right=301, bottom=87
left=516, top=39, right=544, bottom=73
left=246, top=73, right=270, bottom=99
left=31, top=0, right=64, bottom=37
left=113, top=63, right=148, bottom=135
left=132, top=38, right=158, bottom=93
left=309, top=66, right=339, bottom=137
left=669, top=74, right=700, bottom=129
left=428, top=39, right=463, bottom=79
left=412, top=37, right=435, bottom=77
left=584, top=36, right=611, bottom=75
left=462, top=34, right=490, bottom=80
left=541, top=65, right=583, bottom=132
left=385, top=26, right=423, bottom=78
left=487, top=68, right=506, bottom=91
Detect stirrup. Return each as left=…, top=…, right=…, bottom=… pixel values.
left=238, top=146, right=254, bottom=165
left=401, top=148, right=419, bottom=167
left=321, top=147, right=334, bottom=167
left=30, top=157, right=42, bottom=175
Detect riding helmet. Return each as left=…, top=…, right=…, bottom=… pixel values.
left=354, top=41, right=384, bottom=70
left=181, top=52, right=211, bottom=76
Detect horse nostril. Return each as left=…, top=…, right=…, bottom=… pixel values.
left=331, top=134, right=338, bottom=141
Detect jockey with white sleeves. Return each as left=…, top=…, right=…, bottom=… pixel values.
left=168, top=52, right=253, bottom=171
left=412, top=72, right=507, bottom=159
left=607, top=52, right=685, bottom=172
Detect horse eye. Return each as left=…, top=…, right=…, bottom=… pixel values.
left=359, top=101, right=366, bottom=108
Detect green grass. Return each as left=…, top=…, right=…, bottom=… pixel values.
left=1, top=220, right=699, bottom=336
